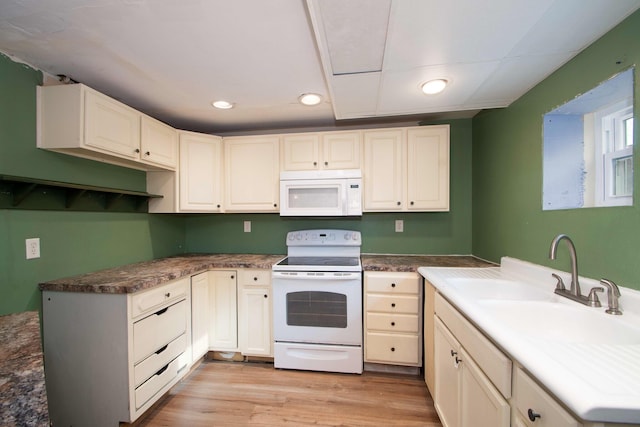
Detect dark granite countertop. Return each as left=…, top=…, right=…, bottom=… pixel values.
left=39, top=253, right=494, bottom=295
left=361, top=254, right=495, bottom=272
left=0, top=311, right=50, bottom=427
left=39, top=254, right=285, bottom=294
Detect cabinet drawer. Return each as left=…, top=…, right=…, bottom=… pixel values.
left=135, top=356, right=185, bottom=410
left=133, top=299, right=187, bottom=364
left=366, top=272, right=419, bottom=294
left=134, top=333, right=187, bottom=387
left=366, top=294, right=419, bottom=314
left=131, top=278, right=189, bottom=319
left=435, top=293, right=512, bottom=399
left=366, top=312, right=419, bottom=333
left=515, top=368, right=581, bottom=427
left=238, top=269, right=270, bottom=286
left=366, top=332, right=420, bottom=365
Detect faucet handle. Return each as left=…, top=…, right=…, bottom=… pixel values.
left=551, top=273, right=565, bottom=291
left=586, top=287, right=604, bottom=307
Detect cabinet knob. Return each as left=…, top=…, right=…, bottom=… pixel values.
left=397, top=201, right=401, bottom=206
left=391, top=322, right=395, bottom=326
left=134, top=148, right=140, bottom=153
left=527, top=409, right=541, bottom=422
left=391, top=283, right=396, bottom=288
left=231, top=275, right=235, bottom=279
left=217, top=204, right=221, bottom=208
left=455, top=357, right=462, bottom=364
left=264, top=294, right=268, bottom=298
left=450, top=350, right=457, bottom=357
left=324, top=161, right=328, bottom=166
left=254, top=277, right=258, bottom=281
left=313, top=161, right=317, bottom=166
left=410, top=201, right=414, bottom=205
left=274, top=203, right=277, bottom=208
left=165, top=292, right=171, bottom=298
left=391, top=303, right=396, bottom=308
left=145, top=151, right=150, bottom=156
left=390, top=347, right=395, bottom=352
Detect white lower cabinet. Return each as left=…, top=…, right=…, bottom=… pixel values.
left=191, top=271, right=210, bottom=363
left=41, top=277, right=191, bottom=427
left=208, top=270, right=238, bottom=350
left=434, top=294, right=511, bottom=427
left=364, top=272, right=422, bottom=366
left=238, top=269, right=273, bottom=357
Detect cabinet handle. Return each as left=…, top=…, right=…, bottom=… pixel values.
left=391, top=322, right=395, bottom=326
left=455, top=357, right=462, bottom=364
left=264, top=294, right=268, bottom=298
left=390, top=347, right=395, bottom=352
left=165, top=292, right=171, bottom=298
left=254, top=277, right=258, bottom=281
left=274, top=203, right=277, bottom=208
left=391, top=283, right=396, bottom=288
left=155, top=307, right=169, bottom=316
left=217, top=204, right=221, bottom=208
left=410, top=201, right=414, bottom=205
left=155, top=344, right=168, bottom=355
left=527, top=409, right=541, bottom=422
left=313, top=161, right=317, bottom=166
left=134, top=148, right=140, bottom=153
left=324, top=161, right=328, bottom=166
left=391, top=303, right=396, bottom=308
left=231, top=275, right=235, bottom=279
left=450, top=350, right=457, bottom=357
left=145, top=151, right=150, bottom=156
left=155, top=364, right=169, bottom=377
left=396, top=201, right=401, bottom=206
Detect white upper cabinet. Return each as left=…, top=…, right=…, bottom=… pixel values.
left=178, top=132, right=223, bottom=212
left=38, top=83, right=177, bottom=171
left=140, top=115, right=178, bottom=169
left=224, top=135, right=280, bottom=212
left=364, top=125, right=450, bottom=212
left=282, top=130, right=361, bottom=171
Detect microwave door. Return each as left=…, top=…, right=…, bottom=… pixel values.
left=280, top=180, right=343, bottom=216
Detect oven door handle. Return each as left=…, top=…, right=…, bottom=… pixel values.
left=272, top=272, right=361, bottom=281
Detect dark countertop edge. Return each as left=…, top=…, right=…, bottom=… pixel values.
left=39, top=253, right=495, bottom=294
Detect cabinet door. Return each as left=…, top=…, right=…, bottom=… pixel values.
left=238, top=286, right=272, bottom=356
left=321, top=131, right=361, bottom=170
left=424, top=279, right=436, bottom=396
left=435, top=317, right=461, bottom=427
left=191, top=272, right=209, bottom=362
left=179, top=132, right=223, bottom=212
left=282, top=133, right=320, bottom=171
left=84, top=90, right=140, bottom=159
left=460, top=347, right=510, bottom=427
left=224, top=136, right=280, bottom=212
left=407, top=126, right=449, bottom=211
left=208, top=271, right=237, bottom=350
left=363, top=129, right=404, bottom=211
left=140, top=115, right=178, bottom=169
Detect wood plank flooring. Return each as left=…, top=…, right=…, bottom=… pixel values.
left=136, top=360, right=442, bottom=426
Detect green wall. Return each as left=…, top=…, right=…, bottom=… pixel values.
left=0, top=53, right=186, bottom=315
left=184, top=119, right=473, bottom=256
left=472, top=10, right=640, bottom=290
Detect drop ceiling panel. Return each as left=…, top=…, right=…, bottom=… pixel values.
left=330, top=72, right=382, bottom=119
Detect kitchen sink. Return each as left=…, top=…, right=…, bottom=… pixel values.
left=446, top=277, right=554, bottom=302
left=477, top=300, right=640, bottom=345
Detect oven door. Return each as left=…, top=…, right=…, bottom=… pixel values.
left=272, top=271, right=362, bottom=346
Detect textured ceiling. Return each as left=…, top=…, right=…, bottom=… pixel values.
left=0, top=0, right=638, bottom=133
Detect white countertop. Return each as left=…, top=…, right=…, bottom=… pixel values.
left=419, top=257, right=640, bottom=424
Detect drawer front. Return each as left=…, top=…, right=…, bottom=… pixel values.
left=131, top=277, right=189, bottom=319
left=515, top=368, right=581, bottom=427
left=133, top=299, right=187, bottom=364
left=366, top=294, right=419, bottom=314
left=366, top=272, right=419, bottom=294
left=365, top=332, right=420, bottom=365
left=435, top=293, right=512, bottom=398
left=367, top=312, right=419, bottom=333
left=238, top=269, right=270, bottom=286
left=135, top=356, right=184, bottom=410
left=134, top=333, right=187, bottom=387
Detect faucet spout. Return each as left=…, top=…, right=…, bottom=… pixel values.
left=549, top=234, right=581, bottom=297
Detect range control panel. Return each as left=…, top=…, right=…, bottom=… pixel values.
left=286, top=229, right=361, bottom=246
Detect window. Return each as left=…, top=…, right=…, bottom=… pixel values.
left=599, top=103, right=633, bottom=205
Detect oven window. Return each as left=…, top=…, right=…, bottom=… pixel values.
left=288, top=187, right=339, bottom=208
left=286, top=291, right=347, bottom=328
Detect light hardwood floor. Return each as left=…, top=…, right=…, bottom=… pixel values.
left=136, top=360, right=442, bottom=426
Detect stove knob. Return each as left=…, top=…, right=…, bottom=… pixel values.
left=288, top=233, right=295, bottom=241
left=352, top=233, right=359, bottom=241
left=344, top=232, right=351, bottom=240
left=296, top=233, right=303, bottom=240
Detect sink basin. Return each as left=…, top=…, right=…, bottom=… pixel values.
left=477, top=300, right=640, bottom=345
left=446, top=278, right=553, bottom=302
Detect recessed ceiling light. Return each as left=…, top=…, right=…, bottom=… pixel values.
left=212, top=100, right=234, bottom=109
left=421, top=79, right=448, bottom=95
left=298, top=93, right=323, bottom=106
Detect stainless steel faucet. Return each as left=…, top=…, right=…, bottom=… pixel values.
left=549, top=234, right=602, bottom=307
left=600, top=279, right=623, bottom=315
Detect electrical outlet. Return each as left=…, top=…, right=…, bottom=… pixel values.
left=395, top=220, right=404, bottom=233
left=244, top=221, right=251, bottom=233
left=26, top=238, right=40, bottom=259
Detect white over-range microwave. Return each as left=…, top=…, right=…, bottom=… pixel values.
left=279, top=169, right=363, bottom=216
